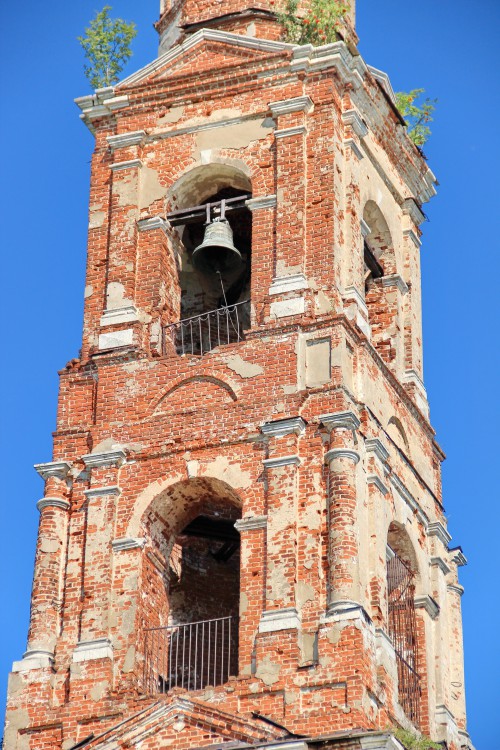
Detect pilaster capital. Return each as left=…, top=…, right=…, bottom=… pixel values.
left=12, top=649, right=54, bottom=672
left=367, top=475, right=388, bottom=495
left=34, top=461, right=72, bottom=481
left=319, top=410, right=360, bottom=433
left=112, top=537, right=146, bottom=552
left=73, top=638, right=113, bottom=662
left=137, top=216, right=169, bottom=235
left=260, top=417, right=306, bottom=438
left=246, top=194, right=277, bottom=211
left=82, top=450, right=127, bottom=469
left=83, top=485, right=121, bottom=499
left=449, top=546, right=467, bottom=567
left=259, top=607, right=300, bottom=633
left=403, top=227, right=421, bottom=248
left=274, top=125, right=307, bottom=139
left=269, top=95, right=314, bottom=117
left=415, top=594, right=440, bottom=619
left=234, top=515, right=267, bottom=532
left=107, top=130, right=146, bottom=151
left=447, top=583, right=465, bottom=596
left=325, top=448, right=360, bottom=466
left=110, top=158, right=142, bottom=171
left=403, top=197, right=426, bottom=226
left=380, top=274, right=409, bottom=295
left=431, top=556, right=451, bottom=575
left=365, top=437, right=390, bottom=464
left=427, top=521, right=452, bottom=547
left=342, top=109, right=369, bottom=138
left=262, top=455, right=301, bottom=469
left=36, top=497, right=70, bottom=512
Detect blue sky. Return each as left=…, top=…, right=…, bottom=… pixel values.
left=0, top=1, right=497, bottom=746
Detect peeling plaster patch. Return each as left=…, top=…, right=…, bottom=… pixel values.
left=225, top=354, right=263, bottom=378
left=89, top=210, right=106, bottom=229
left=315, top=290, right=334, bottom=314
left=302, top=501, right=322, bottom=530
left=195, top=118, right=273, bottom=156
left=90, top=680, right=108, bottom=702
left=106, top=281, right=133, bottom=311
left=285, top=689, right=299, bottom=705
left=276, top=260, right=302, bottom=277
left=40, top=539, right=59, bottom=553
left=239, top=592, right=249, bottom=616
left=114, top=174, right=137, bottom=207
left=157, top=105, right=184, bottom=126
left=282, top=384, right=298, bottom=395
left=256, top=654, right=281, bottom=686
left=186, top=460, right=199, bottom=478
left=268, top=561, right=291, bottom=603
left=84, top=284, right=94, bottom=299
left=200, top=455, right=252, bottom=489
left=4, top=708, right=30, bottom=750
left=140, top=165, right=168, bottom=209
left=296, top=581, right=315, bottom=608
left=300, top=633, right=316, bottom=663
left=123, top=573, right=138, bottom=591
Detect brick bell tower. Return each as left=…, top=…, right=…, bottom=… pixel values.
left=4, top=2, right=473, bottom=749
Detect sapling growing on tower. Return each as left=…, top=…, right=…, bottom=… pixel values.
left=78, top=5, right=137, bottom=90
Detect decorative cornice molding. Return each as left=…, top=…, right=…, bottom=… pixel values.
left=12, top=649, right=54, bottom=672
left=262, top=455, right=301, bottom=469
left=360, top=733, right=403, bottom=750
left=100, top=305, right=139, bottom=327
left=246, top=194, right=277, bottom=212
left=403, top=197, right=426, bottom=226
left=259, top=607, right=300, bottom=633
left=431, top=556, right=451, bottom=576
left=110, top=158, right=142, bottom=171
left=274, top=125, right=307, bottom=139
left=112, top=537, right=146, bottom=552
left=75, top=89, right=129, bottom=125
left=344, top=138, right=364, bottom=160
left=380, top=274, right=409, bottom=295
left=268, top=273, right=308, bottom=296
left=137, top=216, right=169, bottom=234
left=269, top=96, right=314, bottom=117
left=365, top=437, right=390, bottom=464
left=415, top=594, right=440, bottom=619
left=83, top=485, right=121, bottom=498
left=34, top=461, right=72, bottom=481
left=343, top=285, right=369, bottom=316
left=234, top=515, right=267, bottom=532
left=325, top=448, right=360, bottom=465
left=367, top=475, right=388, bottom=495
left=449, top=546, right=467, bottom=567
left=36, top=497, right=70, bottom=512
left=320, top=410, right=360, bottom=432
left=447, top=583, right=465, bottom=597
left=403, top=228, right=421, bottom=248
left=73, top=638, right=113, bottom=662
left=427, top=521, right=452, bottom=547
left=323, top=600, right=371, bottom=624
left=342, top=109, right=369, bottom=138
left=291, top=41, right=364, bottom=90
left=261, top=417, right=306, bottom=438
left=82, top=450, right=127, bottom=469
left=403, top=368, right=427, bottom=401
left=107, top=130, right=146, bottom=150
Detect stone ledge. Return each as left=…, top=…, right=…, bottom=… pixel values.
left=12, top=649, right=54, bottom=672
left=36, top=497, right=70, bottom=512
left=325, top=448, right=360, bottom=465
left=100, top=305, right=139, bottom=327
left=259, top=607, right=300, bottom=633
left=320, top=410, right=360, bottom=432
left=274, top=125, right=307, bottom=139
left=268, top=273, right=308, bottom=296
left=261, top=417, right=306, bottom=437
left=34, top=461, right=72, bottom=481
left=112, top=537, right=146, bottom=552
left=234, top=515, right=267, bottom=532
left=367, top=474, right=389, bottom=495
left=415, top=594, right=440, bottom=619
left=83, top=485, right=121, bottom=499
left=262, top=455, right=301, bottom=469
left=269, top=95, right=314, bottom=117
left=107, top=130, right=146, bottom=150
left=246, top=194, right=277, bottom=212
left=342, top=108, right=369, bottom=138
left=110, top=158, right=142, bottom=171
left=82, top=450, right=127, bottom=469
left=73, top=638, right=113, bottom=662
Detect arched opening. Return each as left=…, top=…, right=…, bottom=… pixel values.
left=140, top=477, right=241, bottom=693
left=166, top=165, right=252, bottom=355
left=387, top=522, right=422, bottom=727
left=363, top=201, right=400, bottom=367
left=387, top=416, right=411, bottom=457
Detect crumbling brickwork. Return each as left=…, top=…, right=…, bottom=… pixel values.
left=3, top=2, right=472, bottom=750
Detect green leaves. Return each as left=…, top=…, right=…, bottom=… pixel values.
left=393, top=727, right=442, bottom=750
left=278, top=0, right=349, bottom=47
left=395, top=88, right=437, bottom=147
left=78, top=6, right=137, bottom=90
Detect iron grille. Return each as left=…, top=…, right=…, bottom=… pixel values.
left=143, top=615, right=238, bottom=694
left=387, top=551, right=422, bottom=727
left=163, top=301, right=249, bottom=356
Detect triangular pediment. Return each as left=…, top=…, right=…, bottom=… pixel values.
left=85, top=694, right=290, bottom=749
left=119, top=29, right=293, bottom=89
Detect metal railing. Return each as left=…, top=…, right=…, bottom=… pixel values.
left=163, top=301, right=249, bottom=356
left=143, top=615, right=238, bottom=694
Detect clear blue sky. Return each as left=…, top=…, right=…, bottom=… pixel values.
left=0, top=1, right=498, bottom=746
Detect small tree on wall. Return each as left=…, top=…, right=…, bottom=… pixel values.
left=395, top=89, right=437, bottom=147
left=78, top=5, right=137, bottom=90
left=278, top=0, right=349, bottom=46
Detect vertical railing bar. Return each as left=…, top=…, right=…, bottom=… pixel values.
left=221, top=617, right=225, bottom=686
left=201, top=621, right=205, bottom=690
left=214, top=618, right=217, bottom=686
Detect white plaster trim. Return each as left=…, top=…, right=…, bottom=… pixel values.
left=12, top=649, right=54, bottom=672
left=259, top=607, right=300, bottom=633
left=427, top=521, right=452, bottom=547
left=325, top=448, right=360, bottom=465
left=98, top=328, right=134, bottom=350
left=82, top=450, right=127, bottom=469
left=450, top=547, right=467, bottom=567
left=100, top=305, right=139, bottom=327
left=34, top=461, right=72, bottom=481
left=73, top=638, right=113, bottom=662
left=403, top=197, right=426, bottom=226
left=107, top=130, right=146, bottom=150
left=447, top=583, right=464, bottom=597
left=36, top=497, right=70, bottom=512
left=269, top=96, right=314, bottom=116
left=435, top=703, right=458, bottom=730
left=75, top=91, right=129, bottom=122
left=415, top=595, right=440, bottom=619
left=343, top=285, right=369, bottom=317
left=268, top=273, right=308, bottom=296
left=365, top=437, right=390, bottom=464
left=342, top=109, right=368, bottom=138
left=110, top=158, right=143, bottom=171
left=380, top=274, right=409, bottom=295
left=291, top=42, right=363, bottom=90
left=261, top=417, right=306, bottom=437
left=246, top=194, right=277, bottom=211
left=360, top=733, right=403, bottom=750
left=404, top=228, right=421, bottom=248
left=386, top=545, right=396, bottom=562
left=457, top=730, right=475, bottom=750
left=403, top=368, right=428, bottom=401
left=367, top=475, right=388, bottom=495
left=83, top=485, right=121, bottom=498
left=112, top=537, right=146, bottom=552
left=274, top=125, right=307, bottom=139
left=234, top=515, right=267, bottom=532
left=265, top=743, right=308, bottom=750
left=390, top=473, right=429, bottom=527
left=367, top=65, right=397, bottom=104
left=431, top=556, right=451, bottom=575
left=360, top=219, right=371, bottom=238
left=376, top=627, right=395, bottom=654
left=137, top=216, right=169, bottom=234
left=270, top=296, right=305, bottom=318
left=323, top=601, right=368, bottom=623
left=319, top=410, right=360, bottom=432
left=344, top=138, right=364, bottom=160
left=263, top=455, right=301, bottom=469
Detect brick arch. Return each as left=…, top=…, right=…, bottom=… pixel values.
left=363, top=199, right=396, bottom=275
left=150, top=374, right=239, bottom=415
left=166, top=161, right=252, bottom=211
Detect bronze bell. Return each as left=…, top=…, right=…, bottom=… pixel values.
left=192, top=219, right=243, bottom=275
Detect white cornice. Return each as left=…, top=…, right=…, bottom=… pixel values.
left=367, top=475, right=388, bottom=495
left=269, top=96, right=314, bottom=117
left=246, top=194, right=277, bottom=212
left=319, top=410, right=360, bottom=432
left=344, top=138, right=364, bottom=160
left=107, top=130, right=146, bottom=150
left=268, top=273, right=308, bottom=296
left=291, top=42, right=364, bottom=90
left=259, top=607, right=300, bottom=633
left=112, top=537, right=146, bottom=552
left=137, top=216, right=169, bottom=234
left=450, top=547, right=467, bottom=567
left=110, top=158, right=143, bottom=171
left=367, top=65, right=397, bottom=104
left=261, top=417, right=306, bottom=437
left=403, top=228, right=422, bottom=248
left=274, top=125, right=307, bottom=139
left=380, top=274, right=409, bottom=295
left=83, top=485, right=121, bottom=498
left=325, top=448, right=360, bottom=465
left=403, top=197, right=426, bottom=226
left=447, top=583, right=465, bottom=596
left=427, top=521, right=452, bottom=547
left=342, top=109, right=368, bottom=138
left=82, top=450, right=126, bottom=469
left=73, top=638, right=113, bottom=662
left=263, top=455, right=301, bottom=469
left=234, top=515, right=267, bottom=532
left=36, top=497, right=70, bottom=512
left=34, top=461, right=72, bottom=481
left=100, top=305, right=139, bottom=327
left=431, top=556, right=451, bottom=575
left=75, top=89, right=129, bottom=123
left=343, top=285, right=369, bottom=316
left=365, top=438, right=390, bottom=464
left=415, top=594, right=440, bottom=619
